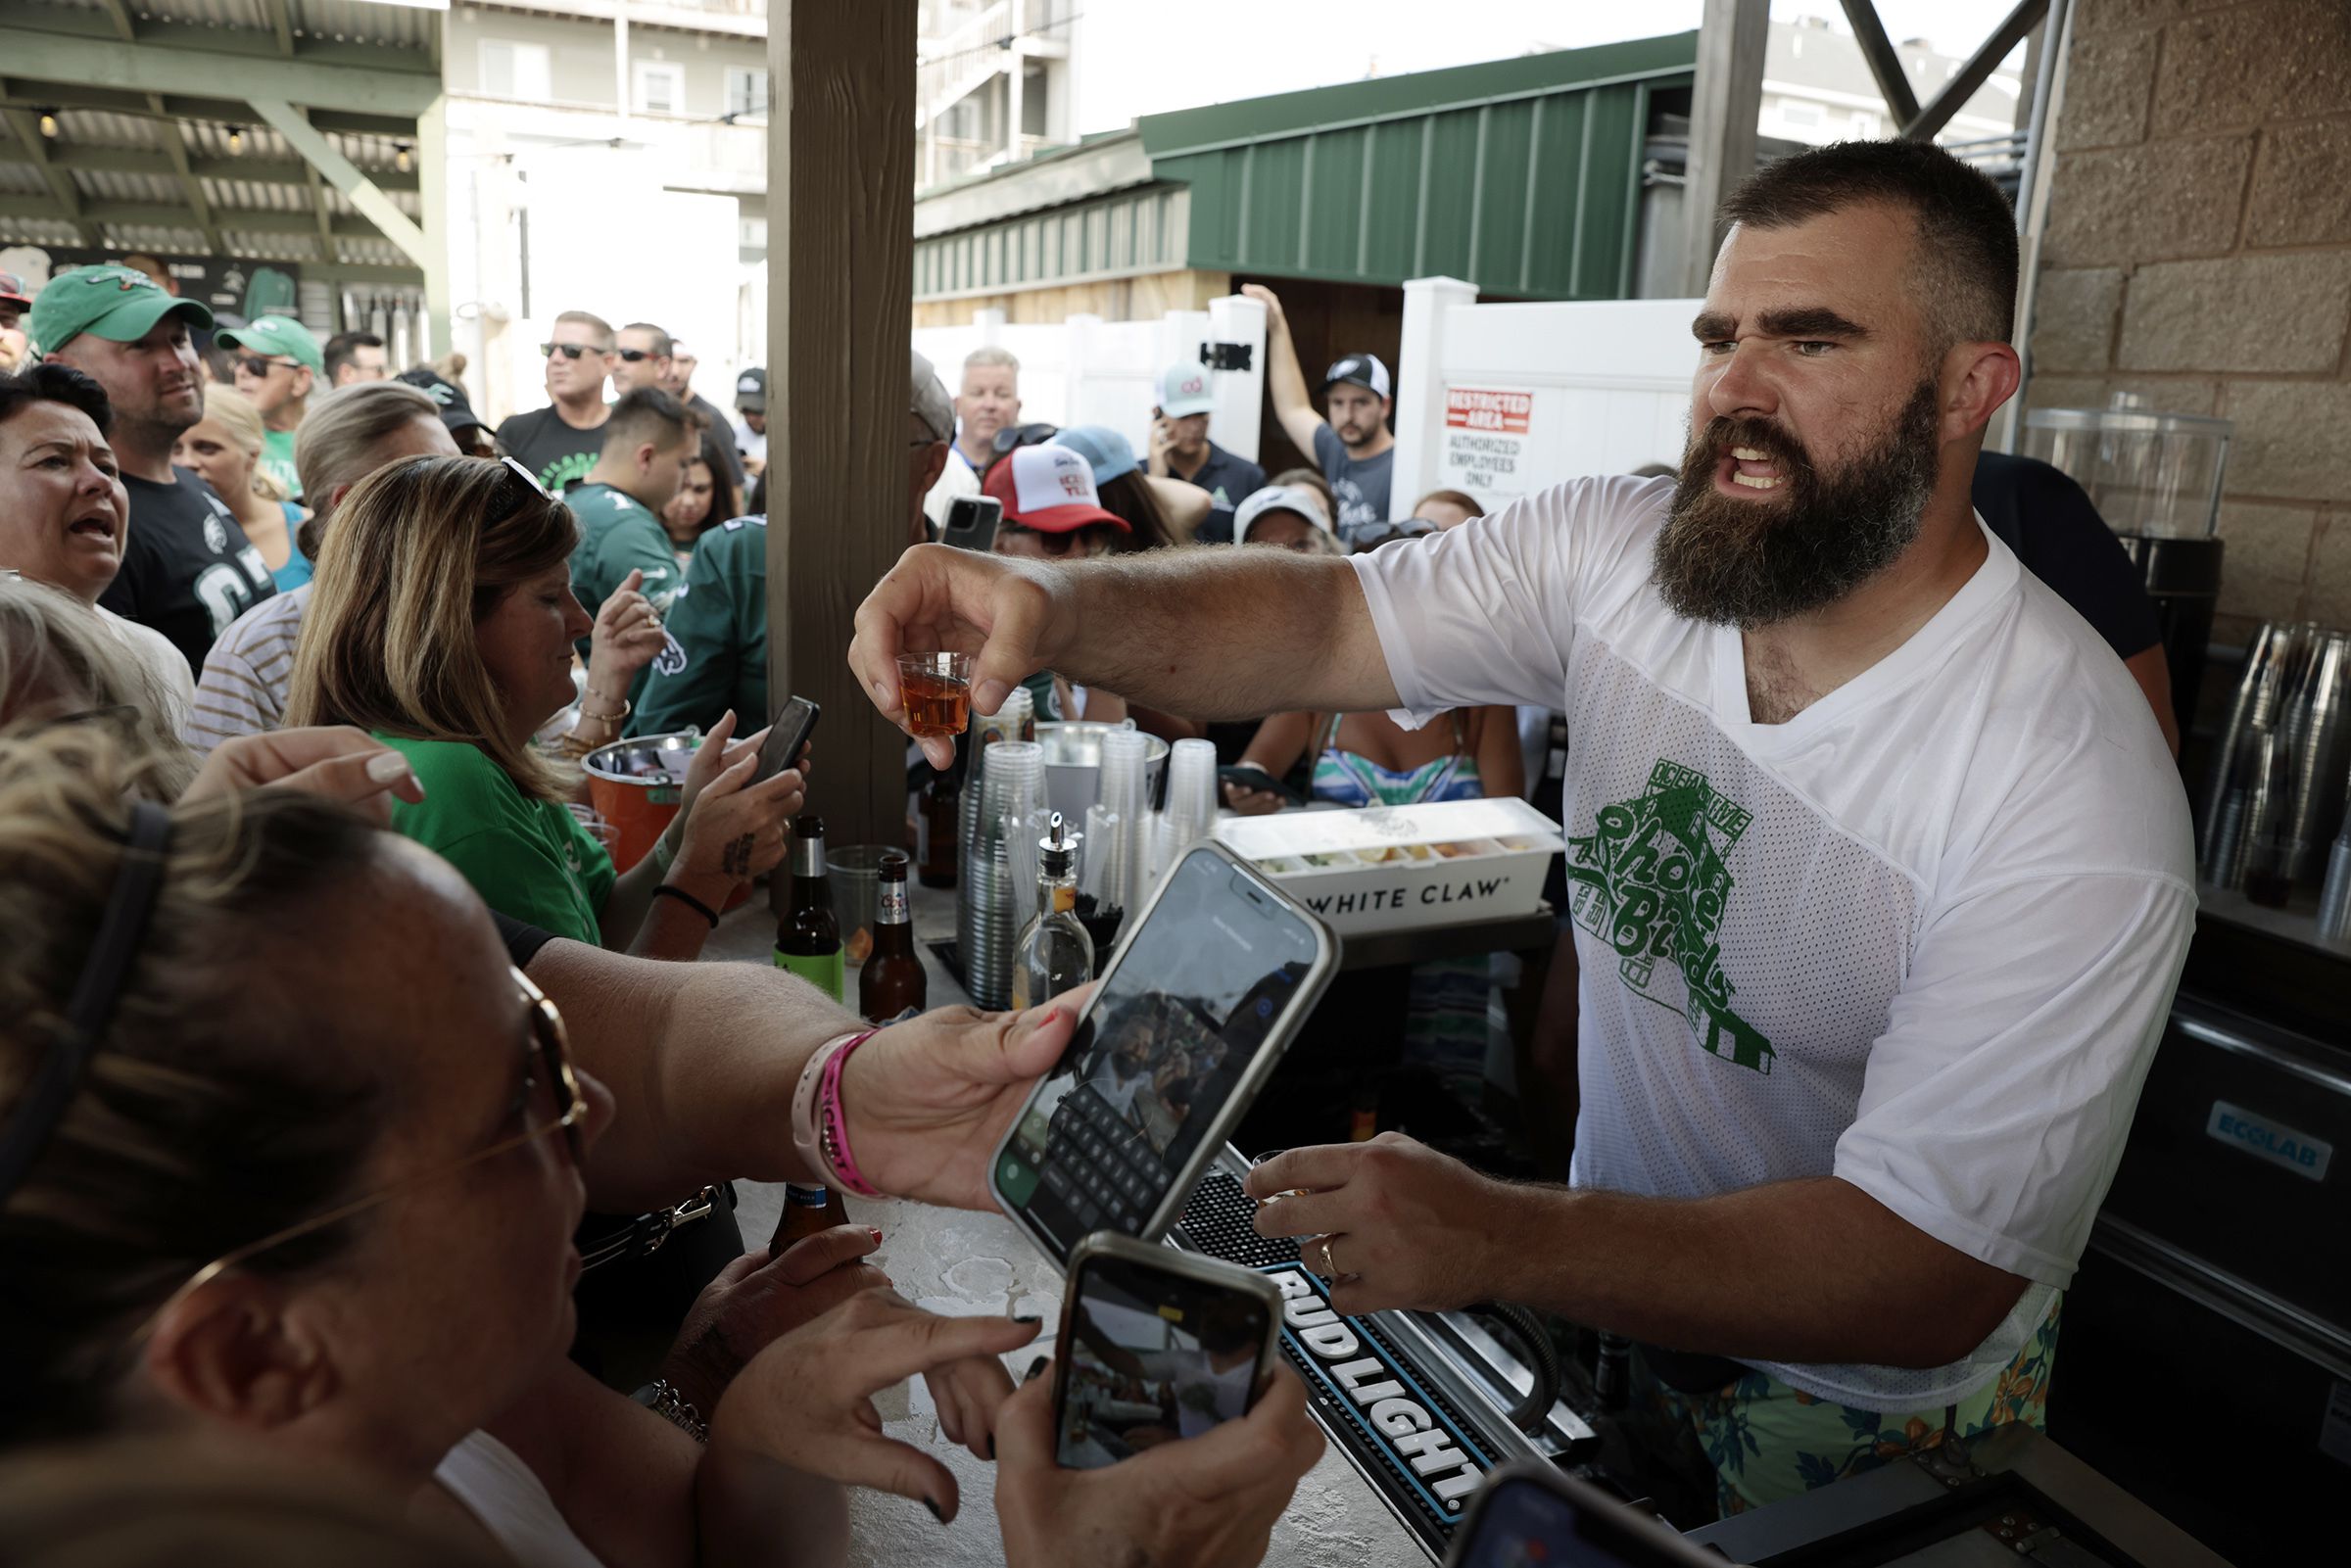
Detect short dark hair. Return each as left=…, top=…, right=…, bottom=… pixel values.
left=0, top=364, right=113, bottom=437
left=601, top=387, right=694, bottom=456
left=619, top=321, right=674, bottom=357
left=1718, top=139, right=2018, bottom=348
left=321, top=330, right=384, bottom=382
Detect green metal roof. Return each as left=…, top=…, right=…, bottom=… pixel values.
left=1138, top=31, right=1697, bottom=300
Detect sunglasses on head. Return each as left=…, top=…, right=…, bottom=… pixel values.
left=1349, top=518, right=1439, bottom=552
left=489, top=453, right=554, bottom=522
left=236, top=356, right=299, bottom=377
left=540, top=342, right=606, bottom=360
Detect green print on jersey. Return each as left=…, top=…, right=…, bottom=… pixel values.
left=1566, top=758, right=1775, bottom=1073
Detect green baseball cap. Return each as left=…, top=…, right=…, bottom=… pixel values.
left=28, top=264, right=214, bottom=355
left=216, top=313, right=324, bottom=375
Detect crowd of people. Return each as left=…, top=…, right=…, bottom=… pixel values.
left=0, top=131, right=2203, bottom=1564
left=0, top=270, right=1324, bottom=1567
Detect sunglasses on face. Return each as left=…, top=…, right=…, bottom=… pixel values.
left=236, top=356, right=299, bottom=377
left=134, top=968, right=587, bottom=1339
left=611, top=349, right=661, bottom=363
left=999, top=520, right=1081, bottom=556
left=541, top=343, right=606, bottom=360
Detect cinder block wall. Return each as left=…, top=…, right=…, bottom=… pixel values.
left=2023, top=0, right=2351, bottom=640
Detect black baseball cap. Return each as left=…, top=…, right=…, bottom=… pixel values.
left=1323, top=353, right=1392, bottom=400
left=735, top=366, right=766, bottom=412
left=396, top=367, right=488, bottom=444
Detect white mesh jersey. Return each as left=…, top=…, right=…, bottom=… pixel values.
left=1351, top=474, right=2196, bottom=1408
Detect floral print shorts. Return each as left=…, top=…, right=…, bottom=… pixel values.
left=1648, top=1294, right=2061, bottom=1517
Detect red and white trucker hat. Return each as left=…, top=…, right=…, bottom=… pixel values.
left=982, top=443, right=1128, bottom=534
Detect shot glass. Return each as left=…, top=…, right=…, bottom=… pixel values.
left=898, top=651, right=975, bottom=738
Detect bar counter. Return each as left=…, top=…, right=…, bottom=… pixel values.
left=706, top=877, right=1429, bottom=1568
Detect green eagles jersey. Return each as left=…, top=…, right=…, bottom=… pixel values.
left=568, top=483, right=684, bottom=712
left=631, top=514, right=768, bottom=739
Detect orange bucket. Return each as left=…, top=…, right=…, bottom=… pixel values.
left=583, top=733, right=699, bottom=874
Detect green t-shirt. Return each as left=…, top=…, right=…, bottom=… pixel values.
left=260, top=427, right=302, bottom=500
left=632, top=514, right=767, bottom=738
left=375, top=734, right=615, bottom=947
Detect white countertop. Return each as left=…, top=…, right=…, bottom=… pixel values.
left=715, top=873, right=1429, bottom=1567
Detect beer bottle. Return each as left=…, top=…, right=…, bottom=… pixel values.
left=775, top=814, right=843, bottom=1002
left=860, top=850, right=929, bottom=1024
left=769, top=1180, right=849, bottom=1253
left=916, top=737, right=962, bottom=889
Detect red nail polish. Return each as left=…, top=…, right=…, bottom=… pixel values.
left=867, top=1227, right=885, bottom=1244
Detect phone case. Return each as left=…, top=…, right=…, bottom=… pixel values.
left=987, top=841, right=1337, bottom=1263
left=1052, top=1232, right=1282, bottom=1468
left=1447, top=1459, right=1731, bottom=1567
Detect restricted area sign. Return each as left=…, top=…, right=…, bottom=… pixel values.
left=1438, top=385, right=1537, bottom=505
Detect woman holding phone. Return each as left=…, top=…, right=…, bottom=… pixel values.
left=287, top=453, right=803, bottom=960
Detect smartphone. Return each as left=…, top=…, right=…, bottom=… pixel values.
left=939, top=495, right=1002, bottom=553
left=755, top=695, right=819, bottom=785
left=1052, top=1233, right=1280, bottom=1470
left=1218, top=763, right=1304, bottom=807
left=1444, top=1461, right=1726, bottom=1568
left=989, top=842, right=1336, bottom=1260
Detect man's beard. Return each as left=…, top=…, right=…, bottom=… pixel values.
left=1653, top=380, right=1943, bottom=628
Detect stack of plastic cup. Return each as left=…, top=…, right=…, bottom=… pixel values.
left=959, top=738, right=1042, bottom=1010
left=955, top=686, right=1037, bottom=960
left=990, top=740, right=1048, bottom=917
left=1093, top=727, right=1151, bottom=915
left=1163, top=737, right=1220, bottom=850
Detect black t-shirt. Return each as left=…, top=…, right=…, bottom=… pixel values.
left=99, top=468, right=277, bottom=673
left=497, top=405, right=611, bottom=494
left=1970, top=451, right=2160, bottom=660
left=1170, top=441, right=1267, bottom=513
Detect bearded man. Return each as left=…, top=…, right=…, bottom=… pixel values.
left=840, top=140, right=2195, bottom=1514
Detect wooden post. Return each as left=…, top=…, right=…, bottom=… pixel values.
left=766, top=1, right=917, bottom=851
left=1678, top=0, right=1768, bottom=297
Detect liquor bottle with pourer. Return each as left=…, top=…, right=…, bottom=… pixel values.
left=860, top=850, right=928, bottom=1024
left=1011, top=811, right=1093, bottom=1011
left=774, top=814, right=843, bottom=1003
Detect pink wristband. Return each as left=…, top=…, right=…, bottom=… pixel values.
left=791, top=1030, right=868, bottom=1191
left=817, top=1029, right=882, bottom=1197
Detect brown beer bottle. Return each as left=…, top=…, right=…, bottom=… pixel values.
left=774, top=815, right=843, bottom=1002
left=770, top=1180, right=849, bottom=1253
left=917, top=737, right=961, bottom=889
left=860, top=851, right=929, bottom=1023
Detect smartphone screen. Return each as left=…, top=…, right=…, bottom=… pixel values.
left=1055, top=1250, right=1273, bottom=1469
left=993, top=848, right=1324, bottom=1253
left=756, top=696, right=818, bottom=785
left=1456, top=1474, right=1690, bottom=1568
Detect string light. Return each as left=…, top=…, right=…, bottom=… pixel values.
left=394, top=144, right=412, bottom=173
left=226, top=125, right=244, bottom=155
left=37, top=111, right=59, bottom=139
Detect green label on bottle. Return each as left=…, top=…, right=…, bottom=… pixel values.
left=775, top=945, right=844, bottom=1003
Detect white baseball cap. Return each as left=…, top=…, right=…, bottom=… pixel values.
left=1323, top=353, right=1392, bottom=400
left=1158, top=362, right=1215, bottom=418
left=1233, top=484, right=1334, bottom=544
left=983, top=443, right=1128, bottom=534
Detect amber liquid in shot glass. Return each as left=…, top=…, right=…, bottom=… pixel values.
left=901, top=667, right=973, bottom=737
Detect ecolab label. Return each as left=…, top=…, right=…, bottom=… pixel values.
left=1267, top=1266, right=1488, bottom=1512
left=1444, top=388, right=1532, bottom=435
left=2205, top=1101, right=2331, bottom=1181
